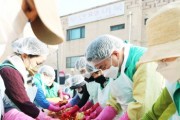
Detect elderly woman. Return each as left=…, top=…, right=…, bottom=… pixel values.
left=141, top=2, right=180, bottom=120
left=0, top=37, right=55, bottom=120
left=85, top=34, right=165, bottom=120
left=33, top=65, right=61, bottom=112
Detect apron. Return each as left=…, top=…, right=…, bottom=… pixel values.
left=0, top=76, right=5, bottom=118
left=97, top=80, right=111, bottom=108
left=110, top=45, right=134, bottom=112
left=166, top=81, right=180, bottom=119
left=86, top=81, right=99, bottom=104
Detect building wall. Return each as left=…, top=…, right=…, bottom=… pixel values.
left=45, top=0, right=177, bottom=74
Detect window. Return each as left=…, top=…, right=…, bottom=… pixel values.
left=144, top=18, right=148, bottom=25
left=66, top=56, right=83, bottom=68
left=67, top=26, right=85, bottom=41
left=110, top=24, right=125, bottom=31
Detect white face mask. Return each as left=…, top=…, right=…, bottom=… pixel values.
left=103, top=57, right=119, bottom=79
left=83, top=72, right=91, bottom=79
left=157, top=58, right=180, bottom=83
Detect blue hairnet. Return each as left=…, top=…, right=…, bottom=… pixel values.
left=12, top=37, right=49, bottom=56
left=85, top=34, right=125, bottom=65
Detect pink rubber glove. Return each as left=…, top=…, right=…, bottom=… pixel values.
left=61, top=105, right=80, bottom=119
left=95, top=106, right=117, bottom=120
left=85, top=105, right=103, bottom=120
left=60, top=102, right=72, bottom=110
left=79, top=101, right=94, bottom=112
left=48, top=104, right=61, bottom=112
left=36, top=111, right=58, bottom=120
left=119, top=112, right=129, bottom=120
left=84, top=103, right=100, bottom=116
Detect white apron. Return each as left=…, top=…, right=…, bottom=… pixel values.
left=97, top=79, right=111, bottom=108
left=1, top=55, right=37, bottom=111
left=0, top=76, right=5, bottom=118
left=110, top=45, right=134, bottom=112
left=86, top=81, right=99, bottom=104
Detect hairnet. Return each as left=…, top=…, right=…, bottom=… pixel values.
left=86, top=63, right=99, bottom=74
left=38, top=65, right=55, bottom=80
left=75, top=57, right=86, bottom=71
left=85, top=34, right=125, bottom=65
left=12, top=37, right=49, bottom=56
left=70, top=75, right=86, bottom=89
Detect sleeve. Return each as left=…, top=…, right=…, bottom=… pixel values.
left=34, top=81, right=50, bottom=109
left=0, top=67, right=40, bottom=118
left=70, top=94, right=80, bottom=106
left=127, top=62, right=165, bottom=119
left=142, top=87, right=176, bottom=120
left=107, top=94, right=122, bottom=114
left=77, top=86, right=90, bottom=108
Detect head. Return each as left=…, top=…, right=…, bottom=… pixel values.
left=70, top=75, right=86, bottom=93
left=38, top=65, right=55, bottom=86
left=140, top=2, right=180, bottom=82
left=12, top=37, right=48, bottom=75
left=85, top=34, right=125, bottom=79
left=75, top=57, right=87, bottom=74
left=20, top=0, right=64, bottom=44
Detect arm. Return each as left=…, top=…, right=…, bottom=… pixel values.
left=127, top=62, right=165, bottom=119
left=142, top=87, right=176, bottom=120
left=77, top=86, right=90, bottom=108
left=70, top=94, right=80, bottom=106
left=0, top=67, right=39, bottom=118
left=34, top=82, right=50, bottom=109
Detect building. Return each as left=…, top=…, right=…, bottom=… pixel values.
left=44, top=0, right=177, bottom=74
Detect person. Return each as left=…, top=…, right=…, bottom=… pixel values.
left=139, top=2, right=180, bottom=120
left=63, top=77, right=74, bottom=99
left=85, top=34, right=165, bottom=120
left=0, top=0, right=64, bottom=118
left=0, top=0, right=64, bottom=62
left=74, top=57, right=111, bottom=120
left=33, top=65, right=61, bottom=112
left=0, top=37, right=56, bottom=119
left=61, top=75, right=90, bottom=119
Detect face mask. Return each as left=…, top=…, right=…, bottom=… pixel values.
left=27, top=65, right=38, bottom=76
left=157, top=58, right=180, bottom=83
left=83, top=72, right=91, bottom=79
left=94, top=75, right=107, bottom=88
left=103, top=57, right=119, bottom=79
left=41, top=75, right=53, bottom=86
left=85, top=76, right=94, bottom=82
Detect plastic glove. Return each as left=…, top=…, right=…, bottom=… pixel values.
left=79, top=100, right=94, bottom=112
left=84, top=103, right=100, bottom=116
left=54, top=100, right=68, bottom=107
left=85, top=105, right=103, bottom=120
left=60, top=102, right=72, bottom=110
left=48, top=104, right=61, bottom=112
left=95, top=106, right=117, bottom=120
left=119, top=112, right=129, bottom=120
left=36, top=111, right=58, bottom=120
left=61, top=105, right=80, bottom=119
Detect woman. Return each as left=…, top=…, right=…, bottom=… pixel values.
left=0, top=37, right=55, bottom=120
left=33, top=65, right=61, bottom=112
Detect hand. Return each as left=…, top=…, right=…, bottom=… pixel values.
left=119, top=112, right=129, bottom=120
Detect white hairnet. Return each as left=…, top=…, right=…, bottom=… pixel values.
left=85, top=34, right=125, bottom=65
left=71, top=75, right=86, bottom=89
left=12, top=37, right=49, bottom=56
left=75, top=57, right=86, bottom=71
left=86, top=63, right=99, bottom=74
left=65, top=77, right=73, bottom=88
left=38, top=65, right=55, bottom=80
